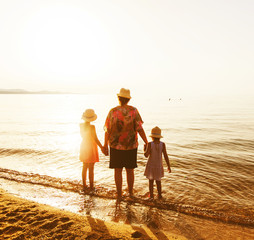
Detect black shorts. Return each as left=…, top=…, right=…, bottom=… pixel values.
left=109, top=148, right=137, bottom=169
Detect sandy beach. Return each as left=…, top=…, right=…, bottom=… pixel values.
left=0, top=188, right=187, bottom=240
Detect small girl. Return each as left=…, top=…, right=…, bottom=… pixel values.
left=144, top=126, right=171, bottom=199
left=79, top=109, right=103, bottom=191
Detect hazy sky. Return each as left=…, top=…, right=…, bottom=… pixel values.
left=0, top=0, right=254, bottom=97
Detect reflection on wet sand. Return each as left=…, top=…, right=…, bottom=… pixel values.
left=1, top=178, right=254, bottom=240
left=79, top=194, right=254, bottom=240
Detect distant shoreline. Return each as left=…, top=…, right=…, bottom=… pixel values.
left=0, top=92, right=68, bottom=94
left=0, top=89, right=70, bottom=94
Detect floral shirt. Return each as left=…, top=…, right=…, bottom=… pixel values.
left=104, top=105, right=144, bottom=150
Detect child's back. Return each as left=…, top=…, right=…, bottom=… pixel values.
left=144, top=141, right=164, bottom=181
left=79, top=109, right=103, bottom=190
left=144, top=126, right=171, bottom=199
left=79, top=120, right=99, bottom=164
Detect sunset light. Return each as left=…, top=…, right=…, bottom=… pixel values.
left=1, top=1, right=253, bottom=96
left=17, top=5, right=111, bottom=83
left=0, top=1, right=254, bottom=239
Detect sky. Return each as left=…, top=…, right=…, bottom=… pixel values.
left=0, top=0, right=254, bottom=97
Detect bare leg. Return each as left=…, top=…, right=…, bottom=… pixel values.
left=82, top=164, right=88, bottom=189
left=114, top=168, right=123, bottom=199
left=126, top=168, right=134, bottom=197
left=156, top=180, right=162, bottom=199
left=88, top=163, right=95, bottom=189
left=149, top=180, right=154, bottom=199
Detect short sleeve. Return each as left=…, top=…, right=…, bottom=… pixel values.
left=104, top=110, right=111, bottom=132
left=134, top=108, right=143, bottom=131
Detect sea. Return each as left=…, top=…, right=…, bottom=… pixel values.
left=0, top=93, right=254, bottom=239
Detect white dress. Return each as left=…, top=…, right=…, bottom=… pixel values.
left=144, top=142, right=164, bottom=181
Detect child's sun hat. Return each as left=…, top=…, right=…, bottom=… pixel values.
left=82, top=109, right=97, bottom=122
left=150, top=126, right=163, bottom=138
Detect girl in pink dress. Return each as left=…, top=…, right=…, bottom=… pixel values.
left=80, top=109, right=103, bottom=191
left=144, top=126, right=171, bottom=199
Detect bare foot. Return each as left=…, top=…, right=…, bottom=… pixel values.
left=158, top=194, right=163, bottom=200
left=116, top=195, right=122, bottom=203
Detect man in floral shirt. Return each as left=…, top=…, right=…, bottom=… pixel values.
left=104, top=88, right=148, bottom=200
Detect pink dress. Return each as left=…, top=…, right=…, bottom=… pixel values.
left=144, top=142, right=164, bottom=181
left=79, top=124, right=99, bottom=163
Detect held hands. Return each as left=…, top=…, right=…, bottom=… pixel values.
left=101, top=146, right=109, bottom=156
left=144, top=143, right=148, bottom=152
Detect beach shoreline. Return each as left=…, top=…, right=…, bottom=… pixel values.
left=0, top=188, right=186, bottom=239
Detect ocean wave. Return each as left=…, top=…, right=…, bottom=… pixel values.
left=180, top=138, right=254, bottom=152
left=0, top=148, right=53, bottom=156
left=0, top=167, right=253, bottom=227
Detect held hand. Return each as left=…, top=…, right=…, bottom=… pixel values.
left=144, top=143, right=148, bottom=152
left=105, top=147, right=109, bottom=156
left=101, top=147, right=106, bottom=155
left=101, top=146, right=109, bottom=156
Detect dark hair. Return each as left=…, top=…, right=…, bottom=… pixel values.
left=152, top=137, right=160, bottom=141
left=118, top=96, right=130, bottom=106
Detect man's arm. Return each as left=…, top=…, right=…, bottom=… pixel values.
left=138, top=127, right=148, bottom=144
left=103, top=131, right=109, bottom=156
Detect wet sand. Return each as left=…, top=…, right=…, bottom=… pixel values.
left=0, top=188, right=186, bottom=240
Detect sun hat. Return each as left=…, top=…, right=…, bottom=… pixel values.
left=82, top=109, right=97, bottom=122
left=150, top=126, right=163, bottom=138
left=117, top=88, right=131, bottom=99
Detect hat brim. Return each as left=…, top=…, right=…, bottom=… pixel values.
left=149, top=134, right=163, bottom=138
left=117, top=94, right=131, bottom=99
left=82, top=114, right=97, bottom=122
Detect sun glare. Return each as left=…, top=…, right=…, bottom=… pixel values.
left=19, top=5, right=111, bottom=77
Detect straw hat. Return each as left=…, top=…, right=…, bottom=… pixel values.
left=82, top=109, right=97, bottom=122
left=150, top=126, right=163, bottom=138
left=117, top=88, right=131, bottom=99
